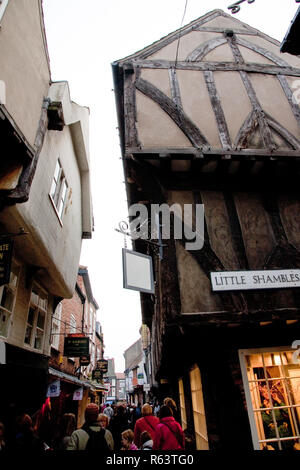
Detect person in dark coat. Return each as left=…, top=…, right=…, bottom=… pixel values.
left=108, top=405, right=129, bottom=451
left=15, top=414, right=45, bottom=451
left=153, top=405, right=185, bottom=451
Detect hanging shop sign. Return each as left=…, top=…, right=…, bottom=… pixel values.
left=210, top=269, right=300, bottom=292
left=122, top=248, right=154, bottom=294
left=97, top=359, right=108, bottom=373
left=0, top=238, right=14, bottom=287
left=80, top=355, right=90, bottom=366
left=143, top=384, right=150, bottom=392
left=73, top=388, right=83, bottom=401
left=63, top=334, right=90, bottom=357
left=92, top=369, right=102, bottom=380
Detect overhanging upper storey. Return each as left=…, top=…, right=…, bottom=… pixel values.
left=113, top=9, right=300, bottom=189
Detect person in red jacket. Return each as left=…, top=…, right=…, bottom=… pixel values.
left=134, top=403, right=159, bottom=448
left=152, top=405, right=185, bottom=450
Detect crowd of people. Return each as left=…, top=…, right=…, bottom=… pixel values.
left=0, top=397, right=192, bottom=452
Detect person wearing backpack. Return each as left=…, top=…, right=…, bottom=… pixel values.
left=66, top=403, right=112, bottom=451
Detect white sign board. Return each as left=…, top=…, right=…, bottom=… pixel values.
left=122, top=249, right=154, bottom=294
left=143, top=384, right=150, bottom=392
left=210, top=269, right=300, bottom=292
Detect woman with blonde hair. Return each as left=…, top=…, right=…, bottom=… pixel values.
left=97, top=413, right=114, bottom=450
left=133, top=403, right=159, bottom=448
left=121, top=429, right=137, bottom=450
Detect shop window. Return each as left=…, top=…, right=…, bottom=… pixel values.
left=178, top=378, right=187, bottom=431
left=0, top=261, right=19, bottom=338
left=189, top=365, right=209, bottom=450
left=49, top=159, right=68, bottom=221
left=239, top=348, right=300, bottom=451
left=24, top=285, right=48, bottom=351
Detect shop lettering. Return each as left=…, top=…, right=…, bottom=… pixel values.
left=211, top=269, right=300, bottom=291
left=215, top=275, right=246, bottom=286
left=0, top=244, right=9, bottom=252
left=253, top=273, right=300, bottom=284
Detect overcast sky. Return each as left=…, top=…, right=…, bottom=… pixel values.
left=42, top=0, right=299, bottom=372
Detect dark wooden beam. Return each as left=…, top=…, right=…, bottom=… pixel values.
left=130, top=60, right=300, bottom=77
left=135, top=77, right=208, bottom=147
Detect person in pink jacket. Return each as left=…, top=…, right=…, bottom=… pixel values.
left=153, top=405, right=185, bottom=450
left=134, top=403, right=159, bottom=448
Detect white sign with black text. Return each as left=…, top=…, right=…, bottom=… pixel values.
left=210, top=269, right=300, bottom=292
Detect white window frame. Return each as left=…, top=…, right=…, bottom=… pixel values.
left=178, top=378, right=187, bottom=431
left=0, top=260, right=19, bottom=339
left=189, top=365, right=209, bottom=450
left=0, top=0, right=9, bottom=23
left=239, top=346, right=300, bottom=451
left=51, top=302, right=62, bottom=351
left=24, top=284, right=48, bottom=351
left=49, top=159, right=68, bottom=223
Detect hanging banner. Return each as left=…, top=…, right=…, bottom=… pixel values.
left=0, top=238, right=14, bottom=287
left=47, top=380, right=61, bottom=398
left=73, top=388, right=83, bottom=401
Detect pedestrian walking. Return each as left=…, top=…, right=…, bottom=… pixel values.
left=121, top=429, right=138, bottom=450
left=53, top=413, right=76, bottom=450
left=163, top=397, right=180, bottom=423
left=153, top=400, right=160, bottom=417
left=67, top=403, right=110, bottom=451
left=14, top=413, right=45, bottom=451
left=103, top=403, right=114, bottom=421
left=131, top=402, right=142, bottom=429
left=140, top=431, right=153, bottom=450
left=153, top=405, right=185, bottom=451
left=108, top=405, right=129, bottom=451
left=133, top=403, right=159, bottom=448
left=97, top=413, right=114, bottom=450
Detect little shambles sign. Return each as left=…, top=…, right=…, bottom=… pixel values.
left=210, top=269, right=300, bottom=292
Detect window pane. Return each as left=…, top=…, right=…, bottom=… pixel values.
left=244, top=350, right=300, bottom=451
left=24, top=325, right=32, bottom=345
left=30, top=290, right=39, bottom=305
left=1, top=286, right=14, bottom=311
left=0, top=307, right=10, bottom=337
left=37, top=312, right=45, bottom=330
left=27, top=307, right=35, bottom=326
left=34, top=329, right=44, bottom=350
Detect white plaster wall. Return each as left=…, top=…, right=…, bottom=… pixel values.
left=0, top=0, right=50, bottom=146
left=1, top=125, right=83, bottom=298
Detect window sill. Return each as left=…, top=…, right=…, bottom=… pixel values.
left=49, top=194, right=63, bottom=227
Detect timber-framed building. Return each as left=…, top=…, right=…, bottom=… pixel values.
left=113, top=10, right=300, bottom=450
